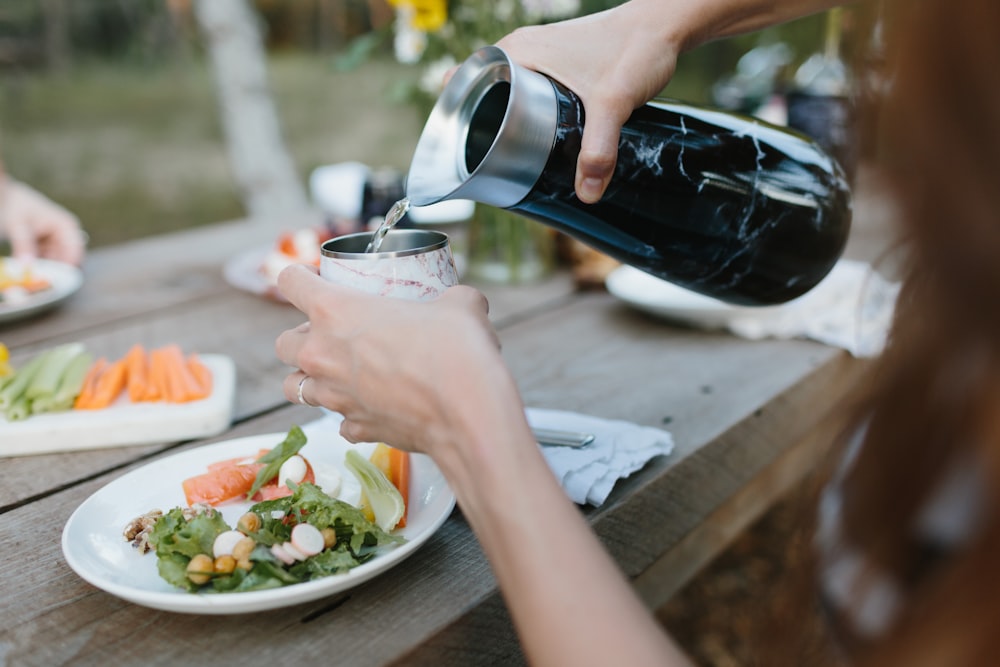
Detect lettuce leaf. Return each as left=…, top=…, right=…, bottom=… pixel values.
left=150, top=507, right=229, bottom=559
left=251, top=481, right=404, bottom=555
left=146, top=480, right=406, bottom=594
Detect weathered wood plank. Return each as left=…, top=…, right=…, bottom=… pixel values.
left=0, top=288, right=862, bottom=666
left=0, top=222, right=576, bottom=508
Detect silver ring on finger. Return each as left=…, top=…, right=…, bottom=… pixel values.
left=296, top=375, right=318, bottom=407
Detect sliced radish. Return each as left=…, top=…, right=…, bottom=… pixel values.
left=270, top=543, right=296, bottom=565
left=213, top=530, right=247, bottom=558
left=290, top=523, right=325, bottom=557
left=281, top=541, right=307, bottom=561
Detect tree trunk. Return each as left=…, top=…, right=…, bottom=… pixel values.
left=193, top=0, right=309, bottom=219
left=41, top=0, right=71, bottom=71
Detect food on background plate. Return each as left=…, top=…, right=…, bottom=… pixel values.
left=0, top=257, right=52, bottom=305
left=123, top=426, right=413, bottom=594
left=259, top=227, right=334, bottom=288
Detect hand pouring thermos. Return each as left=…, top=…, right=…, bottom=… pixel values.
left=405, top=46, right=852, bottom=306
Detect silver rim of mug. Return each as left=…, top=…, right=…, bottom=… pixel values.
left=321, top=229, right=450, bottom=259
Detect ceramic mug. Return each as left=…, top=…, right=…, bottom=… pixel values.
left=319, top=229, right=459, bottom=300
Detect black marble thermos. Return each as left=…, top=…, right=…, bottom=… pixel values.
left=406, top=46, right=852, bottom=306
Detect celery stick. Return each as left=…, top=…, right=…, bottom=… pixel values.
left=5, top=394, right=33, bottom=421
left=26, top=342, right=85, bottom=401
left=37, top=395, right=76, bottom=414
left=54, top=349, right=93, bottom=402
left=33, top=350, right=93, bottom=414
left=0, top=351, right=49, bottom=411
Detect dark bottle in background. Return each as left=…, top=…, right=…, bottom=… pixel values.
left=785, top=8, right=858, bottom=183
left=406, top=46, right=852, bottom=306
left=361, top=167, right=410, bottom=230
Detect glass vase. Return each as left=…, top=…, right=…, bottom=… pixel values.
left=466, top=205, right=554, bottom=284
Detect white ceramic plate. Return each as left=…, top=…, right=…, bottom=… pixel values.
left=222, top=246, right=285, bottom=301
left=0, top=354, right=236, bottom=457
left=605, top=265, right=780, bottom=328
left=0, top=257, right=84, bottom=324
left=62, top=431, right=455, bottom=614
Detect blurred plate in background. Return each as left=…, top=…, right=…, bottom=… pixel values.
left=0, top=258, right=83, bottom=325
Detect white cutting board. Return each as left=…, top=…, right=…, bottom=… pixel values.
left=0, top=354, right=236, bottom=457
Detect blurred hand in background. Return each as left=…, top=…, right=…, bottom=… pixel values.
left=0, top=171, right=86, bottom=266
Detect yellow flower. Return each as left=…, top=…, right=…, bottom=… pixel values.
left=390, top=0, right=447, bottom=33
left=0, top=342, right=12, bottom=377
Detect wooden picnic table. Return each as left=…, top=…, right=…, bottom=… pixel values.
left=0, top=202, right=874, bottom=666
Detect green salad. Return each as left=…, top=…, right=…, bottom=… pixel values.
left=146, top=481, right=405, bottom=593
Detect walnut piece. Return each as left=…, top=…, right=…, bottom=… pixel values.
left=122, top=509, right=163, bottom=554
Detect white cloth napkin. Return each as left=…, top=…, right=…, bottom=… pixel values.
left=723, top=260, right=900, bottom=357
left=304, top=409, right=673, bottom=508
left=527, top=407, right=674, bottom=507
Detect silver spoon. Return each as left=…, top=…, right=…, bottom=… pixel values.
left=532, top=428, right=595, bottom=448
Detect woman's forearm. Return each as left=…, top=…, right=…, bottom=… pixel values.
left=437, top=403, right=692, bottom=667
left=628, top=0, right=846, bottom=53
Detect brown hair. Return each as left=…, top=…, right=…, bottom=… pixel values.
left=821, top=0, right=1000, bottom=664
left=749, top=1, right=1000, bottom=664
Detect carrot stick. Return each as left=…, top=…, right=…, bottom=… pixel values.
left=73, top=357, right=108, bottom=409
left=150, top=347, right=183, bottom=402
left=80, top=358, right=127, bottom=409
left=144, top=348, right=168, bottom=401
left=388, top=446, right=410, bottom=528
left=186, top=353, right=213, bottom=399
left=159, top=344, right=204, bottom=402
left=124, top=344, right=148, bottom=402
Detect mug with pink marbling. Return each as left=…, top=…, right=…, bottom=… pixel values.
left=319, top=229, right=458, bottom=300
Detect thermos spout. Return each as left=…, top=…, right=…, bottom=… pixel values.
left=405, top=46, right=558, bottom=208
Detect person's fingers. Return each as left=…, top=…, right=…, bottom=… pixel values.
left=274, top=320, right=310, bottom=368
left=440, top=285, right=500, bottom=349
left=51, top=216, right=86, bottom=266
left=441, top=284, right=489, bottom=314
left=575, top=109, right=625, bottom=203
left=275, top=263, right=324, bottom=312
left=339, top=418, right=373, bottom=445
left=282, top=370, right=311, bottom=406
left=37, top=216, right=86, bottom=265
left=3, top=216, right=39, bottom=262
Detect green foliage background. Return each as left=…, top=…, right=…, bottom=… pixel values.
left=0, top=1, right=830, bottom=248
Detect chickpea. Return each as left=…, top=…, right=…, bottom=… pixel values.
left=236, top=557, right=252, bottom=571
left=214, top=555, right=237, bottom=575
left=186, top=554, right=214, bottom=585
left=321, top=527, right=337, bottom=549
left=237, top=512, right=261, bottom=533
left=231, top=536, right=256, bottom=562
